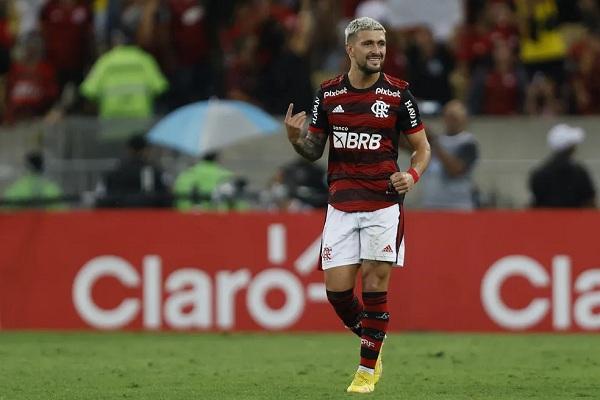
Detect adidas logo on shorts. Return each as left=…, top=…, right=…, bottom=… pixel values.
left=382, top=245, right=393, bottom=253
left=332, top=105, right=344, bottom=113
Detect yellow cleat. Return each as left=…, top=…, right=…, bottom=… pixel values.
left=346, top=370, right=375, bottom=393
left=374, top=342, right=383, bottom=384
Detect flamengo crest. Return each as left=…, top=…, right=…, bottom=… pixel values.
left=371, top=100, right=389, bottom=118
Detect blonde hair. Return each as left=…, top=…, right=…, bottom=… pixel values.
left=344, top=17, right=386, bottom=45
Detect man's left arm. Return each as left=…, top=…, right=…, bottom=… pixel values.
left=390, top=129, right=431, bottom=194
left=390, top=88, right=431, bottom=194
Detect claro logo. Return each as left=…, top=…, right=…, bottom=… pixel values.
left=481, top=255, right=600, bottom=330
left=72, top=225, right=325, bottom=330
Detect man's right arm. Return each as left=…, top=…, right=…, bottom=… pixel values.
left=284, top=103, right=327, bottom=162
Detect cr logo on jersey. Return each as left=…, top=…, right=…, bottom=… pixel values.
left=371, top=100, right=390, bottom=118
left=333, top=131, right=382, bottom=150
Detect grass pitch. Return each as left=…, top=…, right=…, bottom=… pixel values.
left=0, top=332, right=599, bottom=399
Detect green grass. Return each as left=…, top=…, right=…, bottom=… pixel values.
left=0, top=332, right=599, bottom=399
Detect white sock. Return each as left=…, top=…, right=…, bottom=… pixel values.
left=358, top=365, right=374, bottom=375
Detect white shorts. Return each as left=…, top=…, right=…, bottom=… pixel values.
left=320, top=204, right=405, bottom=270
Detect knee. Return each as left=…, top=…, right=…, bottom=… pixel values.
left=362, top=268, right=390, bottom=292
left=362, top=277, right=385, bottom=292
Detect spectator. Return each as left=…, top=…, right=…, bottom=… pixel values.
left=225, top=34, right=261, bottom=104
left=80, top=29, right=168, bottom=119
left=0, top=1, right=13, bottom=76
left=577, top=0, right=600, bottom=33
left=450, top=0, right=519, bottom=103
left=421, top=100, right=480, bottom=210
left=39, top=0, right=94, bottom=90
left=515, top=0, right=567, bottom=83
left=106, top=0, right=169, bottom=64
left=263, top=157, right=328, bottom=211
left=407, top=26, right=454, bottom=110
left=165, top=0, right=213, bottom=108
left=2, top=151, right=66, bottom=210
left=529, top=123, right=596, bottom=208
left=487, top=1, right=520, bottom=50
left=4, top=32, right=59, bottom=124
left=13, top=0, right=46, bottom=37
left=173, top=152, right=242, bottom=211
left=309, top=0, right=345, bottom=78
left=565, top=29, right=600, bottom=114
left=453, top=3, right=493, bottom=72
left=220, top=0, right=267, bottom=58
left=96, top=134, right=170, bottom=208
left=524, top=71, right=563, bottom=115
left=257, top=2, right=314, bottom=114
left=469, top=39, right=527, bottom=115
left=383, top=28, right=409, bottom=80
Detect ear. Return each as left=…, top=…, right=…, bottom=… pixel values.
left=345, top=43, right=353, bottom=58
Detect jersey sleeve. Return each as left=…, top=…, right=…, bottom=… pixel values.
left=396, top=89, right=424, bottom=135
left=308, top=87, right=328, bottom=136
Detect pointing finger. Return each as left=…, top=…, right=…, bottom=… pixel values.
left=285, top=103, right=294, bottom=120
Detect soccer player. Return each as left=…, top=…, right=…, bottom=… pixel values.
left=284, top=17, right=431, bottom=393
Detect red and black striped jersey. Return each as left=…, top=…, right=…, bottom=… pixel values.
left=308, top=73, right=424, bottom=212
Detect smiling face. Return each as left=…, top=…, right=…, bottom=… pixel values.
left=346, top=29, right=386, bottom=75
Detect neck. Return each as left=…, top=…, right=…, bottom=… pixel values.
left=347, top=67, right=380, bottom=89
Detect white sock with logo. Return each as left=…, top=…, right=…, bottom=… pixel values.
left=358, top=365, right=374, bottom=375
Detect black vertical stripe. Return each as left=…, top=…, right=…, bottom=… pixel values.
left=396, top=204, right=404, bottom=264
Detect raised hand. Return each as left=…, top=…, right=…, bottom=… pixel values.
left=284, top=103, right=307, bottom=144
left=283, top=103, right=325, bottom=162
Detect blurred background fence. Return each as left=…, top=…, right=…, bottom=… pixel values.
left=2, top=116, right=599, bottom=209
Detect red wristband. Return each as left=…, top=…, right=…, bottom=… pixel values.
left=407, top=168, right=420, bottom=183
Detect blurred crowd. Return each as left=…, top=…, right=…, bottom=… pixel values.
left=0, top=0, right=598, bottom=211
left=0, top=0, right=599, bottom=124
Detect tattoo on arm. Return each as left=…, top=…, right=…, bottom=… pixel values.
left=292, top=131, right=327, bottom=161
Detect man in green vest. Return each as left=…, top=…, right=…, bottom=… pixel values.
left=2, top=152, right=66, bottom=210
left=174, top=152, right=248, bottom=211
left=80, top=29, right=168, bottom=119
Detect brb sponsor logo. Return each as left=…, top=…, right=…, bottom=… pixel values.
left=72, top=224, right=325, bottom=331
left=333, top=126, right=382, bottom=150
left=323, top=87, right=347, bottom=98
left=481, top=255, right=600, bottom=330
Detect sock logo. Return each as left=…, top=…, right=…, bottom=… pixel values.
left=372, top=331, right=386, bottom=340
left=375, top=312, right=390, bottom=320
left=361, top=338, right=376, bottom=348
